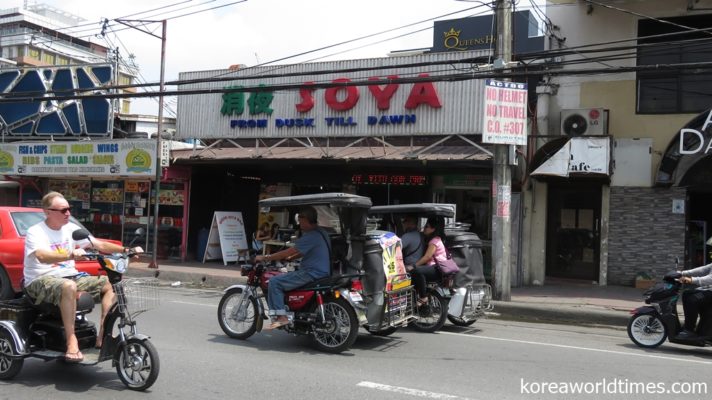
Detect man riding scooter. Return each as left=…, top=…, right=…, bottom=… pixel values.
left=672, top=262, right=712, bottom=340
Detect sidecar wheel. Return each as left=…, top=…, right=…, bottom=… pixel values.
left=627, top=312, right=667, bottom=348
left=410, top=291, right=447, bottom=333
left=0, top=329, right=23, bottom=379
left=116, top=338, right=160, bottom=391
left=218, top=289, right=258, bottom=340
left=311, top=297, right=359, bottom=353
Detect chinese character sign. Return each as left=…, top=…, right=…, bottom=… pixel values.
left=482, top=79, right=528, bottom=145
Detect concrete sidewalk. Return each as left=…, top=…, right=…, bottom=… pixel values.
left=126, top=259, right=646, bottom=329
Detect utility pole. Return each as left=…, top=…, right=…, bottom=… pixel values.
left=492, top=0, right=513, bottom=301
left=115, top=19, right=167, bottom=269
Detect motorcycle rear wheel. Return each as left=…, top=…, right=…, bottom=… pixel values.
left=218, top=289, right=258, bottom=340
left=311, top=297, right=359, bottom=353
left=627, top=312, right=667, bottom=348
left=0, top=329, right=23, bottom=379
left=410, top=291, right=447, bottom=333
left=116, top=338, right=160, bottom=391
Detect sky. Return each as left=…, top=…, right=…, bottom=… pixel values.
left=15, top=0, right=546, bottom=116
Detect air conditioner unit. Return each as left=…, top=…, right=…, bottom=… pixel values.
left=560, top=108, right=609, bottom=136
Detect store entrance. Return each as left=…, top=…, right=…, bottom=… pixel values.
left=546, top=183, right=601, bottom=281
left=687, top=190, right=712, bottom=268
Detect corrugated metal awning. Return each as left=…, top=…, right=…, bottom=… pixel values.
left=170, top=135, right=493, bottom=164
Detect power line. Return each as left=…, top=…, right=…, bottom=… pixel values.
left=5, top=59, right=712, bottom=103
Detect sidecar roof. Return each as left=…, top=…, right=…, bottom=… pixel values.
left=369, top=204, right=455, bottom=218
left=259, top=192, right=372, bottom=210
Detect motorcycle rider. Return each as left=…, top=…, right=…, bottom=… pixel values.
left=23, top=191, right=141, bottom=363
left=401, top=215, right=424, bottom=269
left=674, top=262, right=712, bottom=340
left=254, top=206, right=330, bottom=330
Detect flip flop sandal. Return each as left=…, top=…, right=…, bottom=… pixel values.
left=64, top=351, right=84, bottom=363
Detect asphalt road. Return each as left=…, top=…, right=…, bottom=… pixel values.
left=1, top=287, right=711, bottom=400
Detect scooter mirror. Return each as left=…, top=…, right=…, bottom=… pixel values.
left=72, top=228, right=91, bottom=241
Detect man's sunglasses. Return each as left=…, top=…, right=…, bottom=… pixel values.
left=47, top=207, right=72, bottom=214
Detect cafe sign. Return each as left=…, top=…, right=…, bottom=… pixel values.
left=0, top=139, right=157, bottom=177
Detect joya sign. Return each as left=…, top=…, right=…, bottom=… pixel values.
left=679, top=109, right=712, bottom=154
left=221, top=74, right=442, bottom=130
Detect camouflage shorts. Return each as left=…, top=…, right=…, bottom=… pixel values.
left=25, top=275, right=109, bottom=306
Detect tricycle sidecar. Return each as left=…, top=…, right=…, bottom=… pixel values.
left=369, top=204, right=493, bottom=328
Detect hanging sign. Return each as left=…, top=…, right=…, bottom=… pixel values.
left=203, top=211, right=249, bottom=265
left=0, top=139, right=157, bottom=177
left=482, top=79, right=528, bottom=145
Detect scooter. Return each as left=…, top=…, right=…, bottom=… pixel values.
left=217, top=260, right=366, bottom=354
left=0, top=228, right=160, bottom=391
left=627, top=270, right=712, bottom=349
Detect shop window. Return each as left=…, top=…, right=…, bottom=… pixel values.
left=57, top=56, right=69, bottom=65
left=89, top=180, right=125, bottom=241
left=637, top=16, right=712, bottom=114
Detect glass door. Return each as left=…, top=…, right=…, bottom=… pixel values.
left=546, top=183, right=602, bottom=281
left=123, top=180, right=151, bottom=250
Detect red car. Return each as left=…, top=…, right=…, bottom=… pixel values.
left=0, top=206, right=113, bottom=300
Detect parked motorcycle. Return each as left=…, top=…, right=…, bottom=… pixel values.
left=369, top=204, right=493, bottom=332
left=0, top=228, right=160, bottom=391
left=627, top=269, right=712, bottom=349
left=217, top=260, right=365, bottom=353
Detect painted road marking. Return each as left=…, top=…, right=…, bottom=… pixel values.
left=357, top=381, right=474, bottom=400
left=438, top=331, right=712, bottom=365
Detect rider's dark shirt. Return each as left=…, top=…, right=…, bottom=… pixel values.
left=295, top=227, right=330, bottom=279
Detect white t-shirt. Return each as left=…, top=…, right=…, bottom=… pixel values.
left=23, top=221, right=91, bottom=284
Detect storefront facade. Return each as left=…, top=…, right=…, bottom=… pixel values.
left=174, top=51, right=512, bottom=265
left=523, top=1, right=712, bottom=286
left=0, top=64, right=190, bottom=260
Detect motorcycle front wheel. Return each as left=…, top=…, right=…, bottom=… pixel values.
left=0, top=329, right=23, bottom=380
left=410, top=291, right=447, bottom=333
left=218, top=289, right=259, bottom=340
left=311, top=297, right=359, bottom=353
left=627, top=312, right=667, bottom=348
left=116, top=338, right=160, bottom=391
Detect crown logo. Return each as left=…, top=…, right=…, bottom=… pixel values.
left=444, top=28, right=461, bottom=39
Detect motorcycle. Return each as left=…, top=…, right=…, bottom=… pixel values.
left=0, top=228, right=160, bottom=391
left=369, top=204, right=493, bottom=332
left=217, top=193, right=415, bottom=348
left=217, top=260, right=365, bottom=353
left=627, top=268, right=712, bottom=349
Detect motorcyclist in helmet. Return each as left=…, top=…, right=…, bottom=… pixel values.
left=671, top=263, right=712, bottom=340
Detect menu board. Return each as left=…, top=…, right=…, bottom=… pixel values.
left=49, top=180, right=91, bottom=202
left=92, top=188, right=123, bottom=203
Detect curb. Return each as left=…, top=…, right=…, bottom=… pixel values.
left=127, top=267, right=632, bottom=329
left=126, top=268, right=245, bottom=289
left=490, top=300, right=630, bottom=329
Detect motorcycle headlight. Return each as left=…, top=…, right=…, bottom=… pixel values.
left=105, top=256, right=128, bottom=274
